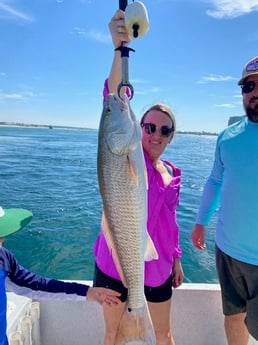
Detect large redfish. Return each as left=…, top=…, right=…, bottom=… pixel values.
left=97, top=93, right=157, bottom=345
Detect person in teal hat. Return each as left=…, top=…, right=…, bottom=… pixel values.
left=0, top=206, right=121, bottom=345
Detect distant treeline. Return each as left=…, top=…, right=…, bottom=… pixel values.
left=0, top=122, right=218, bottom=136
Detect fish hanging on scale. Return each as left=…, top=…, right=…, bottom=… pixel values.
left=97, top=93, right=158, bottom=345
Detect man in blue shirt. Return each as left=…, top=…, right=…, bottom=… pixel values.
left=192, top=56, right=258, bottom=345
left=0, top=206, right=120, bottom=345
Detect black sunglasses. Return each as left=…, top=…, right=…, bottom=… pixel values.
left=141, top=123, right=174, bottom=137
left=241, top=81, right=256, bottom=94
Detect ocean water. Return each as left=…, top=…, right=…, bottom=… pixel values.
left=0, top=126, right=218, bottom=283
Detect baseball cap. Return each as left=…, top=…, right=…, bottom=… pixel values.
left=238, top=56, right=258, bottom=85
left=0, top=207, right=33, bottom=237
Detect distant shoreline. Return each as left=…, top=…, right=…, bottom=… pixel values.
left=0, top=122, right=94, bottom=132
left=0, top=122, right=218, bottom=136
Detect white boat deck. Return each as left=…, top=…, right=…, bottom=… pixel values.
left=7, top=282, right=258, bottom=345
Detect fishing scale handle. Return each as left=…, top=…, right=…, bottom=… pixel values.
left=119, top=0, right=128, bottom=11
left=117, top=0, right=134, bottom=99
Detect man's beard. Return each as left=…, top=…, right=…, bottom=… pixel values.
left=244, top=99, right=258, bottom=123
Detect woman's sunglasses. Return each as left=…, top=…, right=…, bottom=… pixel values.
left=241, top=81, right=257, bottom=94
left=141, top=123, right=174, bottom=137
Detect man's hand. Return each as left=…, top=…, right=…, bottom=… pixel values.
left=191, top=224, right=206, bottom=250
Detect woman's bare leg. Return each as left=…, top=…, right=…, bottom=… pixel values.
left=103, top=302, right=126, bottom=345
left=148, top=299, right=175, bottom=345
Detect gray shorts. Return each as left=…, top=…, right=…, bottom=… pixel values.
left=216, top=245, right=258, bottom=340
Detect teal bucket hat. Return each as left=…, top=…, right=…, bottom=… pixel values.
left=0, top=207, right=33, bottom=237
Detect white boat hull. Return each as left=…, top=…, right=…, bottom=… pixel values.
left=7, top=282, right=258, bottom=345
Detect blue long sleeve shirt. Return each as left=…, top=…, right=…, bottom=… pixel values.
left=196, top=117, right=258, bottom=265
left=0, top=270, right=7, bottom=345
left=0, top=247, right=89, bottom=345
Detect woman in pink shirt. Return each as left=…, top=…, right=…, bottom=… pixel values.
left=93, top=10, right=184, bottom=345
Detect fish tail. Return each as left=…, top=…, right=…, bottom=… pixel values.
left=115, top=300, right=156, bottom=345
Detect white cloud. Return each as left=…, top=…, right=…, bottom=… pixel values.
left=197, top=74, right=236, bottom=84
left=150, top=87, right=162, bottom=93
left=0, top=92, right=24, bottom=103
left=0, top=90, right=36, bottom=103
left=130, top=78, right=147, bottom=84
left=214, top=103, right=236, bottom=108
left=207, top=0, right=258, bottom=19
left=72, top=27, right=111, bottom=44
left=3, top=93, right=24, bottom=100
left=0, top=1, right=33, bottom=22
left=85, top=30, right=111, bottom=43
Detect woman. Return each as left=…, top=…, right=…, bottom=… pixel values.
left=93, top=10, right=184, bottom=345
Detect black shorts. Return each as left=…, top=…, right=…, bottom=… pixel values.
left=93, top=263, right=173, bottom=303
left=216, top=245, right=258, bottom=340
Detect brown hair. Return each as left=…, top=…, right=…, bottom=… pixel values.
left=140, top=104, right=176, bottom=132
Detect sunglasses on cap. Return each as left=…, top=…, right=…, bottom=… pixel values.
left=141, top=123, right=174, bottom=137
left=241, top=81, right=257, bottom=94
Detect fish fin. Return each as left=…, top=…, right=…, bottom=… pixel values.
left=144, top=163, right=148, bottom=190
left=101, top=211, right=128, bottom=288
left=144, top=233, right=159, bottom=261
left=115, top=299, right=156, bottom=345
left=127, top=156, right=139, bottom=186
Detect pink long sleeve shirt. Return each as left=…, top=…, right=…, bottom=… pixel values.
left=94, top=80, right=182, bottom=287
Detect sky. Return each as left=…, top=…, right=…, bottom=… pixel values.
left=0, top=0, right=258, bottom=133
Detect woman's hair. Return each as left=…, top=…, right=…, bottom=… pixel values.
left=140, top=104, right=176, bottom=132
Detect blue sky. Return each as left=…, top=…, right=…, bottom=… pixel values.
left=1, top=0, right=258, bottom=133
